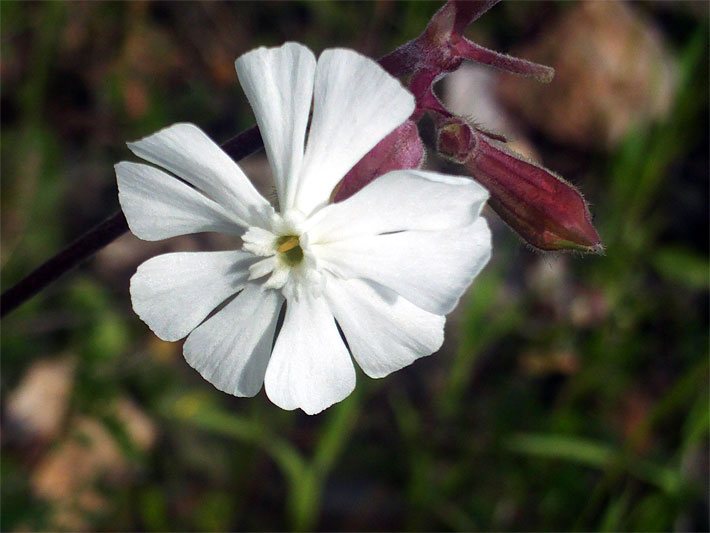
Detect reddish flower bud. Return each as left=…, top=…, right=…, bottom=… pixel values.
left=437, top=120, right=603, bottom=254
left=375, top=0, right=601, bottom=254
left=333, top=120, right=425, bottom=202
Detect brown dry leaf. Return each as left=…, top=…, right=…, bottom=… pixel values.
left=114, top=397, right=158, bottom=452
left=498, top=0, right=677, bottom=150
left=30, top=398, right=157, bottom=531
left=519, top=349, right=580, bottom=377
left=570, top=287, right=610, bottom=328
left=31, top=417, right=122, bottom=531
left=6, top=356, right=76, bottom=443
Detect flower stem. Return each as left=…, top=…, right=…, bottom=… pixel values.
left=1, top=125, right=263, bottom=317
left=1, top=211, right=128, bottom=317
left=220, top=124, right=263, bottom=161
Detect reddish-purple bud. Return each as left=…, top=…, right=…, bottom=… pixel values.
left=437, top=120, right=603, bottom=254
left=333, top=120, right=425, bottom=202
left=375, top=0, right=601, bottom=253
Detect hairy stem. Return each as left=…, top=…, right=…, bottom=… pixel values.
left=1, top=125, right=264, bottom=317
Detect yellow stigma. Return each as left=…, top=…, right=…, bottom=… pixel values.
left=276, top=235, right=300, bottom=253
left=275, top=235, right=303, bottom=266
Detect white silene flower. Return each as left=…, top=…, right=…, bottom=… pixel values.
left=115, top=43, right=491, bottom=415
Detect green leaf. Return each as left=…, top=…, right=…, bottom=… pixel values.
left=507, top=433, right=613, bottom=466
left=652, top=246, right=710, bottom=290
left=506, top=433, right=683, bottom=494
left=599, top=487, right=631, bottom=532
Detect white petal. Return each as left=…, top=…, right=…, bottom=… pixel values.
left=130, top=251, right=254, bottom=342
left=248, top=257, right=276, bottom=281
left=325, top=278, right=444, bottom=378
left=292, top=49, right=415, bottom=215
left=264, top=293, right=355, bottom=414
left=263, top=264, right=290, bottom=290
left=306, top=170, right=489, bottom=243
left=127, top=123, right=273, bottom=228
left=314, top=217, right=492, bottom=315
left=242, top=226, right=277, bottom=256
left=116, top=161, right=242, bottom=241
left=235, top=43, right=316, bottom=208
left=183, top=284, right=283, bottom=397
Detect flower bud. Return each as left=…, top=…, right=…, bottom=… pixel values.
left=437, top=120, right=603, bottom=253
left=333, top=120, right=425, bottom=202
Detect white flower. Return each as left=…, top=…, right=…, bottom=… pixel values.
left=116, top=43, right=492, bottom=415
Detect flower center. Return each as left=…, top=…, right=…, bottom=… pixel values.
left=275, top=235, right=303, bottom=266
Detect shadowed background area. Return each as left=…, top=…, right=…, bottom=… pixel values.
left=1, top=1, right=708, bottom=531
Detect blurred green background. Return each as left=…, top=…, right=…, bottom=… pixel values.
left=1, top=1, right=707, bottom=531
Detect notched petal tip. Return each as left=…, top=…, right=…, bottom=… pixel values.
left=126, top=122, right=198, bottom=154
left=293, top=46, right=416, bottom=214
left=234, top=41, right=317, bottom=73
left=318, top=47, right=416, bottom=113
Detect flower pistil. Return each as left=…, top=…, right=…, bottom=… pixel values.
left=275, top=235, right=303, bottom=266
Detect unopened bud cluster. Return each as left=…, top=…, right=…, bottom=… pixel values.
left=339, top=0, right=603, bottom=254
